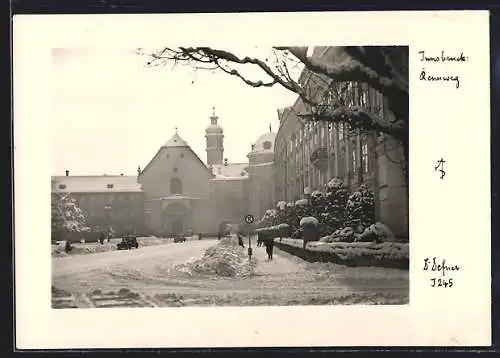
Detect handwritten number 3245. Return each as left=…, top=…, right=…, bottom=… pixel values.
left=430, top=278, right=453, bottom=287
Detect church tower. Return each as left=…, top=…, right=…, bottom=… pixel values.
left=205, top=106, right=224, bottom=166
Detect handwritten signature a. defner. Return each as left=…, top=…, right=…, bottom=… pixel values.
left=423, top=257, right=460, bottom=277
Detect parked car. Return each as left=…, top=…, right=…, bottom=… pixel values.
left=174, top=235, right=186, bottom=243
left=117, top=236, right=139, bottom=250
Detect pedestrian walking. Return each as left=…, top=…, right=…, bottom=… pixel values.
left=264, top=238, right=274, bottom=261
left=237, top=233, right=245, bottom=248
left=64, top=240, right=72, bottom=253
left=198, top=233, right=202, bottom=240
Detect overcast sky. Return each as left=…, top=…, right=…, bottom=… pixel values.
left=51, top=47, right=299, bottom=176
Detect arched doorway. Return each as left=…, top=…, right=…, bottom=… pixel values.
left=163, top=202, right=190, bottom=235
left=172, top=219, right=183, bottom=235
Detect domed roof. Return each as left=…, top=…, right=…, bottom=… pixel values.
left=252, top=131, right=277, bottom=153
left=162, top=132, right=188, bottom=148
left=205, top=123, right=223, bottom=134
left=206, top=106, right=223, bottom=135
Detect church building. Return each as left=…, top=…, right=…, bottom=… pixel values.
left=52, top=108, right=276, bottom=236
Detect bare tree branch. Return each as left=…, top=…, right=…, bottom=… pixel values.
left=142, top=45, right=408, bottom=148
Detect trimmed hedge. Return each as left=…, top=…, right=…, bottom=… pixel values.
left=274, top=238, right=409, bottom=269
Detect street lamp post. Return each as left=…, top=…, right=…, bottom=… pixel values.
left=104, top=204, right=112, bottom=239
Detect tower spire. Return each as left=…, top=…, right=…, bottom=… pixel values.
left=210, top=105, right=218, bottom=125
left=269, top=123, right=272, bottom=132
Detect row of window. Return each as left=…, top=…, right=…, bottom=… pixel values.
left=274, top=135, right=373, bottom=201
left=58, top=183, right=116, bottom=190
left=277, top=134, right=371, bottom=175
left=88, top=210, right=140, bottom=220
left=75, top=194, right=141, bottom=206
left=275, top=81, right=385, bottom=157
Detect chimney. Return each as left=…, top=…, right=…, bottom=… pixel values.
left=65, top=170, right=69, bottom=177
left=224, top=158, right=228, bottom=166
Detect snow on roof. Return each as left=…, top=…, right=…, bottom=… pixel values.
left=210, top=163, right=249, bottom=179
left=251, top=131, right=276, bottom=154
left=52, top=175, right=143, bottom=193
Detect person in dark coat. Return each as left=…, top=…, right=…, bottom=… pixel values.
left=64, top=240, right=72, bottom=253
left=237, top=233, right=245, bottom=248
left=264, top=237, right=274, bottom=261
left=198, top=233, right=202, bottom=240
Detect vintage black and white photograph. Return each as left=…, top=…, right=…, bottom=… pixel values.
left=50, top=45, right=409, bottom=309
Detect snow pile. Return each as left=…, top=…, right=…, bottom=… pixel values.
left=137, top=236, right=168, bottom=246
left=51, top=244, right=68, bottom=257
left=83, top=242, right=117, bottom=254
left=175, top=236, right=257, bottom=278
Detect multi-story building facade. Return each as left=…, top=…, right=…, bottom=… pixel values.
left=247, top=128, right=276, bottom=222
left=274, top=46, right=409, bottom=238
left=51, top=173, right=145, bottom=234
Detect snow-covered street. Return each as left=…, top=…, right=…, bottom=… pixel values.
left=52, top=236, right=409, bottom=308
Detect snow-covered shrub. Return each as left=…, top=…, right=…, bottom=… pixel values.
left=274, top=238, right=409, bottom=266
left=330, top=226, right=357, bottom=243
left=295, top=199, right=308, bottom=206
left=308, top=241, right=409, bottom=262
left=299, top=216, right=320, bottom=248
left=355, top=222, right=397, bottom=243
left=344, top=184, right=375, bottom=234
left=277, top=223, right=291, bottom=238
left=310, top=191, right=330, bottom=236
left=258, top=209, right=278, bottom=228
left=300, top=216, right=319, bottom=227
left=295, top=199, right=313, bottom=223
left=323, top=178, right=350, bottom=234
left=276, top=201, right=287, bottom=210
left=291, top=227, right=303, bottom=240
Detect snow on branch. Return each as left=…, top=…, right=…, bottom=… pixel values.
left=278, top=46, right=408, bottom=101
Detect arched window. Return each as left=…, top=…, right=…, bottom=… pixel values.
left=170, top=178, right=182, bottom=195
left=263, top=141, right=272, bottom=150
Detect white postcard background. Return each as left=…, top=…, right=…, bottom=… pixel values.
left=14, top=11, right=491, bottom=348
